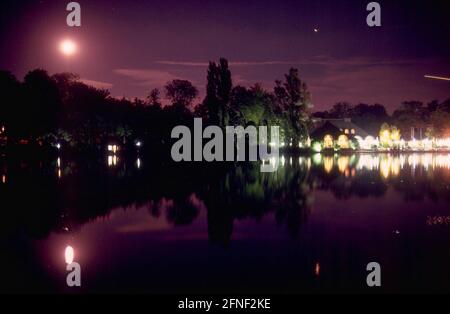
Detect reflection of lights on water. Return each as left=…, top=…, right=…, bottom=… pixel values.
left=379, top=155, right=400, bottom=179
left=408, top=154, right=419, bottom=169
left=323, top=157, right=333, bottom=173
left=136, top=158, right=141, bottom=169
left=356, top=155, right=379, bottom=171
left=316, top=153, right=450, bottom=177
left=399, top=155, right=406, bottom=169
left=337, top=156, right=349, bottom=173
left=56, top=157, right=62, bottom=178
left=65, top=246, right=74, bottom=264
left=435, top=154, right=450, bottom=169
left=380, top=159, right=390, bottom=179
left=108, top=155, right=118, bottom=167
left=312, top=153, right=322, bottom=165
left=1, top=175, right=6, bottom=184
left=315, top=262, right=320, bottom=276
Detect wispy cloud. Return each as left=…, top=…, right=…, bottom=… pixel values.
left=80, top=79, right=113, bottom=89
left=156, top=60, right=303, bottom=67
left=155, top=58, right=422, bottom=68
left=113, top=68, right=182, bottom=86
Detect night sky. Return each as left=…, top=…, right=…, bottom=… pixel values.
left=1, top=0, right=449, bottom=111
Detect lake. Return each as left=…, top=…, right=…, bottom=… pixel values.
left=1, top=153, right=450, bottom=293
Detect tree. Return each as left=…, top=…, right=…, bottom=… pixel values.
left=0, top=71, right=21, bottom=137
left=429, top=99, right=450, bottom=137
left=52, top=72, right=80, bottom=104
left=203, top=58, right=232, bottom=126
left=230, top=84, right=275, bottom=126
left=392, top=101, right=427, bottom=136
left=273, top=68, right=311, bottom=144
left=379, top=123, right=401, bottom=147
left=164, top=79, right=198, bottom=108
left=351, top=103, right=389, bottom=135
left=23, top=69, right=62, bottom=138
left=147, top=88, right=162, bottom=107
left=329, top=102, right=353, bottom=118
left=379, top=122, right=391, bottom=147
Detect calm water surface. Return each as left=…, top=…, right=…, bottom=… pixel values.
left=1, top=153, right=450, bottom=293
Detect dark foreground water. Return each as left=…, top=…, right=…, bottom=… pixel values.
left=1, top=153, right=450, bottom=293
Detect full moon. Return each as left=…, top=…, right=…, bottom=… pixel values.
left=59, top=39, right=77, bottom=56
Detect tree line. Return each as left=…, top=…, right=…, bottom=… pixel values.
left=313, top=99, right=450, bottom=139
left=1, top=58, right=449, bottom=152
left=0, top=58, right=312, bottom=150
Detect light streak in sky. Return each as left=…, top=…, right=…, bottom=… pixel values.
left=424, top=75, right=450, bottom=81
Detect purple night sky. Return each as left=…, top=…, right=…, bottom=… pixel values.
left=1, top=0, right=449, bottom=111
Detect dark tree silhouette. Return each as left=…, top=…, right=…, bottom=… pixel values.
left=203, top=58, right=232, bottom=126
left=23, top=69, right=61, bottom=139
left=164, top=79, right=198, bottom=109
left=274, top=68, right=311, bottom=143
left=147, top=88, right=162, bottom=108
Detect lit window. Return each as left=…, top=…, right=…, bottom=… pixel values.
left=344, top=129, right=349, bottom=134
left=351, top=129, right=355, bottom=134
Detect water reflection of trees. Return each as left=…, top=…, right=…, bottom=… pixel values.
left=0, top=157, right=313, bottom=243
left=200, top=161, right=314, bottom=243
left=1, top=153, right=450, bottom=244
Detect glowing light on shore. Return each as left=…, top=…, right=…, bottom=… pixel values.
left=108, top=144, right=119, bottom=153
left=65, top=246, right=74, bottom=264
left=59, top=39, right=77, bottom=56
left=312, top=142, right=322, bottom=153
